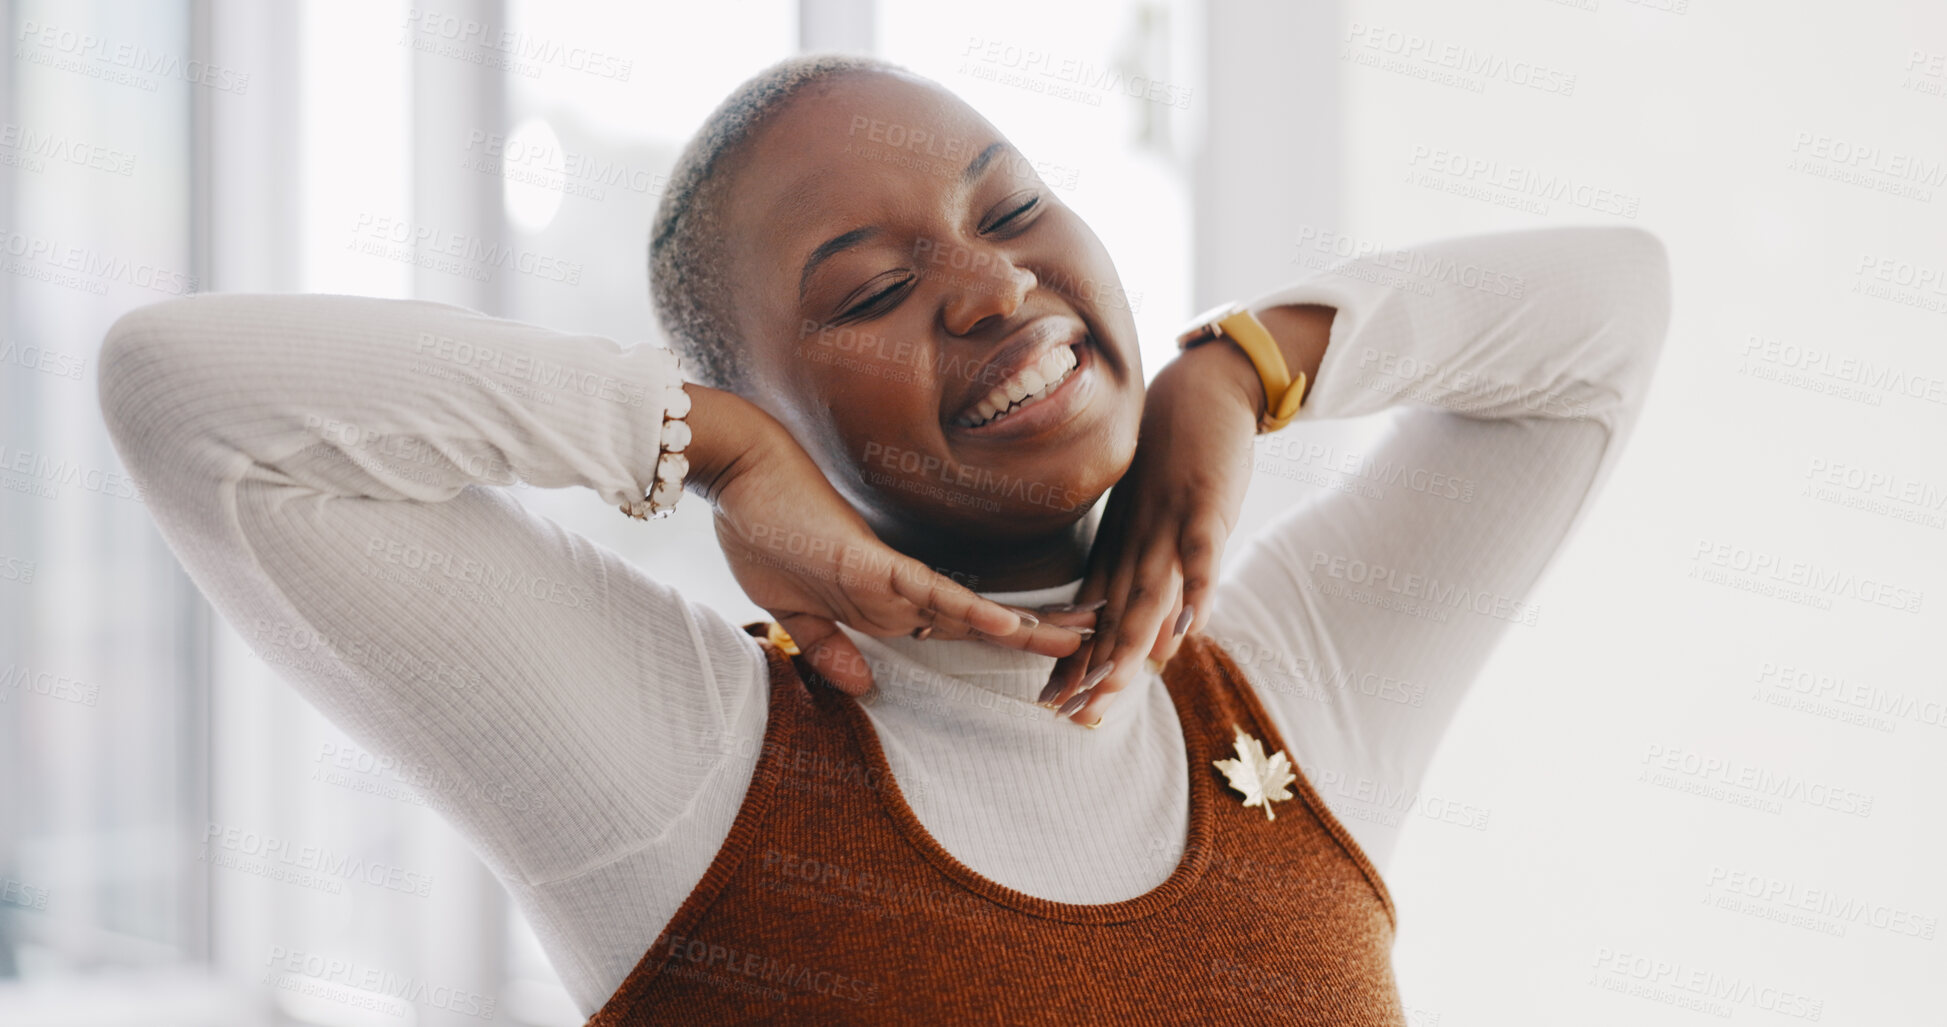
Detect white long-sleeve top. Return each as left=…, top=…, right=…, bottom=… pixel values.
left=96, top=226, right=1670, bottom=1016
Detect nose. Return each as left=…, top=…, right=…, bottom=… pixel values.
left=941, top=258, right=1037, bottom=337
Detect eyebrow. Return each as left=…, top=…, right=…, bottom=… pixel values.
left=962, top=141, right=1007, bottom=185
left=799, top=226, right=879, bottom=299
left=796, top=141, right=1012, bottom=299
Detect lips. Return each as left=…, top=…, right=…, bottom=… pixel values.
left=953, top=343, right=1079, bottom=428
left=946, top=315, right=1090, bottom=430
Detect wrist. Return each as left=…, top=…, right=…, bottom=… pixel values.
left=679, top=384, right=788, bottom=506
left=1169, top=334, right=1267, bottom=425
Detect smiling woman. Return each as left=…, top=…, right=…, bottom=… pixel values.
left=96, top=50, right=1669, bottom=1026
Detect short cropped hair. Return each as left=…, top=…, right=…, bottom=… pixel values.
left=648, top=53, right=903, bottom=392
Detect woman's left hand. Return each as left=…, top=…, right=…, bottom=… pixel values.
left=1038, top=339, right=1267, bottom=724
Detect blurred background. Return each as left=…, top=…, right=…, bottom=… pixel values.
left=1, top=0, right=1941, bottom=1024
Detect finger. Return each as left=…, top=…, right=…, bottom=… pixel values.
left=888, top=558, right=1021, bottom=637
left=1147, top=592, right=1186, bottom=665
left=1034, top=605, right=1102, bottom=631
left=1070, top=552, right=1180, bottom=724
left=775, top=613, right=875, bottom=697
left=1176, top=510, right=1230, bottom=639
left=922, top=614, right=1091, bottom=659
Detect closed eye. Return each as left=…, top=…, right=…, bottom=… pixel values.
left=983, top=193, right=1041, bottom=234
left=835, top=272, right=916, bottom=323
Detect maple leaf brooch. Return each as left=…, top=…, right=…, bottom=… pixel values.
left=1212, top=725, right=1296, bottom=821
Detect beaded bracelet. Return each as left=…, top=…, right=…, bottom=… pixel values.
left=619, top=347, right=692, bottom=521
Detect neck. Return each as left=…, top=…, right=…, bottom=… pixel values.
left=876, top=509, right=1097, bottom=594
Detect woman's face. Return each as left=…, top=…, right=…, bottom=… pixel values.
left=720, top=70, right=1144, bottom=551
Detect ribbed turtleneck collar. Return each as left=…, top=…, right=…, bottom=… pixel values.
left=838, top=578, right=1084, bottom=708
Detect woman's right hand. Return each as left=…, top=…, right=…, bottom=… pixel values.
left=682, top=384, right=1087, bottom=695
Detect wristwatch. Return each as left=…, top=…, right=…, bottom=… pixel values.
left=1175, top=301, right=1307, bottom=433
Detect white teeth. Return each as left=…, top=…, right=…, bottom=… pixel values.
left=958, top=344, right=1082, bottom=428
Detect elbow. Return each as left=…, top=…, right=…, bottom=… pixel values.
left=97, top=297, right=206, bottom=462
left=1579, top=226, right=1672, bottom=410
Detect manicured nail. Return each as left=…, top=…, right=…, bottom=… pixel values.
left=1084, top=716, right=1104, bottom=730
left=1057, top=690, right=1091, bottom=717
left=1173, top=605, right=1194, bottom=637
left=1072, top=627, right=1096, bottom=640
left=1036, top=679, right=1064, bottom=705
left=1080, top=661, right=1115, bottom=691
left=1008, top=608, right=1040, bottom=628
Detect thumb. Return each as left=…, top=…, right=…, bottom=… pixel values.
left=775, top=613, right=876, bottom=696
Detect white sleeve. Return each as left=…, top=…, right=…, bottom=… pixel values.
left=1205, top=226, right=1672, bottom=871
left=96, top=293, right=768, bottom=889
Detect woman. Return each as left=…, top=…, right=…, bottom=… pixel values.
left=99, top=54, right=1669, bottom=1024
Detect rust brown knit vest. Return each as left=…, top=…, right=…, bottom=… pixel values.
left=584, top=630, right=1405, bottom=1025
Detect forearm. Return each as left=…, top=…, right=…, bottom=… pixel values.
left=100, top=293, right=680, bottom=512
left=1244, top=226, right=1671, bottom=429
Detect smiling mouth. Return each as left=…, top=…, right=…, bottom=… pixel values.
left=951, top=342, right=1082, bottom=429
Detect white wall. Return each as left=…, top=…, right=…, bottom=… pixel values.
left=1291, top=3, right=1944, bottom=1023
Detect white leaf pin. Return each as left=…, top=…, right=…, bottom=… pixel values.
left=1212, top=725, right=1296, bottom=821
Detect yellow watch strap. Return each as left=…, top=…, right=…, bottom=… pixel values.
left=1215, top=308, right=1308, bottom=432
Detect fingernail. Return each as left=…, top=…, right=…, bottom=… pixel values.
left=1084, top=716, right=1104, bottom=730
left=1009, top=608, right=1040, bottom=628
left=1036, top=679, right=1064, bottom=705
left=1072, top=627, right=1096, bottom=640
left=1057, top=690, right=1091, bottom=717
left=1039, top=602, right=1079, bottom=613
left=1080, top=660, right=1115, bottom=691
left=1172, top=605, right=1194, bottom=637
left=1078, top=599, right=1108, bottom=612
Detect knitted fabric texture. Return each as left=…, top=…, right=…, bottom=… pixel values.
left=584, top=630, right=1406, bottom=1025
